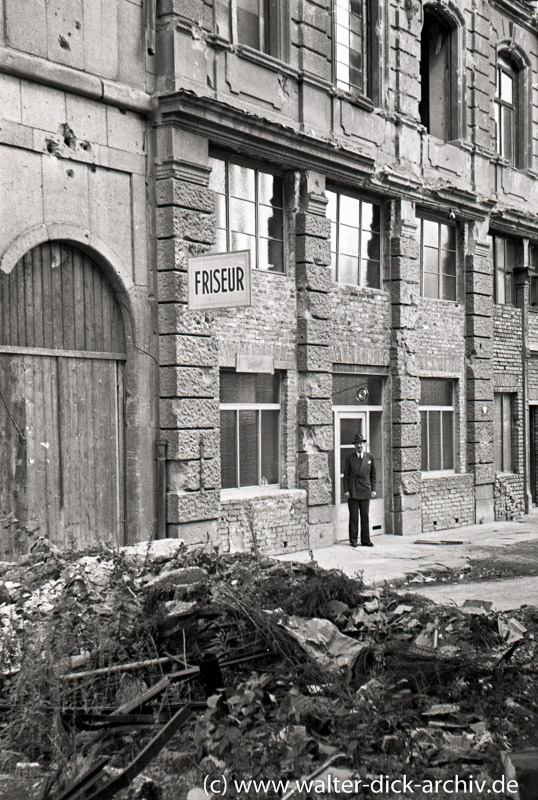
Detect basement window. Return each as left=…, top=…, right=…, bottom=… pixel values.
left=419, top=7, right=458, bottom=140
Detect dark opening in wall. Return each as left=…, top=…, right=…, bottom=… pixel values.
left=419, top=8, right=454, bottom=140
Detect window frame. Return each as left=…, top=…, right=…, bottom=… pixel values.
left=209, top=152, right=286, bottom=275
left=214, top=0, right=287, bottom=62
left=494, top=48, right=530, bottom=170
left=419, top=216, right=458, bottom=302
left=530, top=244, right=538, bottom=308
left=495, top=54, right=517, bottom=163
left=326, top=186, right=383, bottom=289
left=219, top=370, right=282, bottom=492
left=494, top=393, right=515, bottom=474
left=420, top=378, right=456, bottom=475
left=490, top=233, right=516, bottom=306
left=419, top=5, right=460, bottom=141
left=331, top=0, right=380, bottom=104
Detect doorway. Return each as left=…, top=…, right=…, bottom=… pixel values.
left=334, top=409, right=384, bottom=540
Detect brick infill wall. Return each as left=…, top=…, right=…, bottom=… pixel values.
left=217, top=489, right=308, bottom=555
left=421, top=474, right=475, bottom=532
left=494, top=474, right=525, bottom=520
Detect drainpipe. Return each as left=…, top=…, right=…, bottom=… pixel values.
left=515, top=243, right=530, bottom=514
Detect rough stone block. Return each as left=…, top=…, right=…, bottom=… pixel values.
left=392, top=304, right=419, bottom=329
left=393, top=470, right=421, bottom=495
left=160, top=398, right=219, bottom=429
left=308, top=522, right=335, bottom=548
left=298, top=372, right=332, bottom=399
left=392, top=401, right=420, bottom=424
left=467, top=379, right=494, bottom=402
left=467, top=403, right=493, bottom=423
left=167, top=490, right=220, bottom=523
left=391, top=236, right=420, bottom=260
left=392, top=492, right=421, bottom=513
left=159, top=334, right=218, bottom=367
left=297, top=398, right=333, bottom=426
left=467, top=440, right=495, bottom=464
left=392, top=509, right=422, bottom=536
left=297, top=289, right=332, bottom=319
left=297, top=344, right=331, bottom=372
left=465, top=254, right=492, bottom=280
left=392, top=447, right=421, bottom=471
left=168, top=519, right=218, bottom=546
left=158, top=304, right=213, bottom=336
left=308, top=504, right=333, bottom=525
left=167, top=457, right=219, bottom=491
left=156, top=207, right=216, bottom=243
left=295, top=213, right=331, bottom=238
left=297, top=317, right=330, bottom=345
left=295, top=236, right=331, bottom=265
left=298, top=424, right=333, bottom=453
left=161, top=429, right=219, bottom=460
left=466, top=420, right=493, bottom=444
left=299, top=479, right=332, bottom=506
left=465, top=294, right=493, bottom=318
left=298, top=452, right=329, bottom=480
left=156, top=180, right=215, bottom=212
left=296, top=263, right=332, bottom=292
left=392, top=376, right=420, bottom=402
left=466, top=358, right=494, bottom=380
left=299, top=48, right=331, bottom=81
left=160, top=366, right=217, bottom=398
left=158, top=271, right=187, bottom=303
left=474, top=464, right=496, bottom=485
left=392, top=423, right=420, bottom=448
left=466, top=315, right=494, bottom=338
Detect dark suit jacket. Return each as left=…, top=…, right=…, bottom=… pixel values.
left=343, top=451, right=377, bottom=500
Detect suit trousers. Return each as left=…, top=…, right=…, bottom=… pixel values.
left=348, top=498, right=371, bottom=545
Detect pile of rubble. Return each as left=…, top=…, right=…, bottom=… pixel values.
left=0, top=537, right=537, bottom=799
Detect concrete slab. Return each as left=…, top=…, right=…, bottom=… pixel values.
left=411, top=576, right=538, bottom=612
left=278, top=517, right=538, bottom=588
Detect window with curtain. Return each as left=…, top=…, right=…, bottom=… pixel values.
left=209, top=154, right=284, bottom=273
left=419, top=217, right=457, bottom=301
left=220, top=370, right=281, bottom=489
left=494, top=394, right=514, bottom=474
left=326, top=189, right=382, bottom=288
left=420, top=378, right=455, bottom=472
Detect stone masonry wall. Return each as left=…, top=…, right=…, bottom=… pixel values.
left=495, top=475, right=525, bottom=521
left=421, top=474, right=475, bottom=532
left=217, top=490, right=308, bottom=555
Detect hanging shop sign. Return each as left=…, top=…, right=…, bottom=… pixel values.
left=188, top=250, right=251, bottom=310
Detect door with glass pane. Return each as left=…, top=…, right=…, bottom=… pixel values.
left=335, top=410, right=384, bottom=539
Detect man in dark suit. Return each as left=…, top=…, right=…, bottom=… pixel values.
left=343, top=433, right=377, bottom=547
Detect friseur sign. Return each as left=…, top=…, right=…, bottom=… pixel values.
left=188, top=250, right=251, bottom=310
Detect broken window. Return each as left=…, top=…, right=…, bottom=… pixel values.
left=420, top=7, right=455, bottom=140
left=209, top=154, right=285, bottom=273
left=327, top=188, right=382, bottom=288
left=495, top=54, right=518, bottom=163
left=494, top=394, right=514, bottom=473
left=334, top=0, right=369, bottom=95
left=220, top=370, right=281, bottom=489
left=489, top=234, right=516, bottom=306
left=215, top=0, right=283, bottom=59
left=420, top=379, right=455, bottom=472
left=419, top=217, right=457, bottom=301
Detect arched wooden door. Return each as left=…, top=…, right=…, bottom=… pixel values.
left=0, top=242, right=126, bottom=555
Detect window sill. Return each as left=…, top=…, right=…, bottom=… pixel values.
left=331, top=87, right=374, bottom=113
left=233, top=44, right=300, bottom=80
left=419, top=295, right=462, bottom=307
left=221, top=485, right=282, bottom=500
left=421, top=470, right=457, bottom=479
left=336, top=283, right=389, bottom=298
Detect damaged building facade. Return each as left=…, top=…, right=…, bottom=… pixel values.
left=2, top=0, right=538, bottom=556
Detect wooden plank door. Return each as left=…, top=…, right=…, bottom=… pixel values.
left=0, top=242, right=126, bottom=557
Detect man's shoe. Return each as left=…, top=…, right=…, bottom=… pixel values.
left=362, top=542, right=374, bottom=547
left=350, top=542, right=358, bottom=548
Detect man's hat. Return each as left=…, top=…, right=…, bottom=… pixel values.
left=353, top=434, right=366, bottom=443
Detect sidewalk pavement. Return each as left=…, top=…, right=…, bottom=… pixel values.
left=277, top=515, right=538, bottom=611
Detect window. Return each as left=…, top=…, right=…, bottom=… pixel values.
left=495, top=54, right=518, bottom=163
left=327, top=189, right=381, bottom=288
left=334, top=0, right=369, bottom=95
left=215, top=0, right=282, bottom=59
left=494, top=394, right=514, bottom=473
left=419, top=7, right=456, bottom=140
left=420, top=379, right=455, bottom=472
left=419, top=218, right=457, bottom=301
left=530, top=245, right=538, bottom=308
left=220, top=370, right=280, bottom=489
left=489, top=234, right=516, bottom=306
left=209, top=155, right=284, bottom=273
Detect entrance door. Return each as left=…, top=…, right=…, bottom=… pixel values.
left=530, top=405, right=538, bottom=507
left=0, top=242, right=126, bottom=556
left=334, top=410, right=384, bottom=539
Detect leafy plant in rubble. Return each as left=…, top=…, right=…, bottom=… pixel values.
left=195, top=674, right=316, bottom=788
